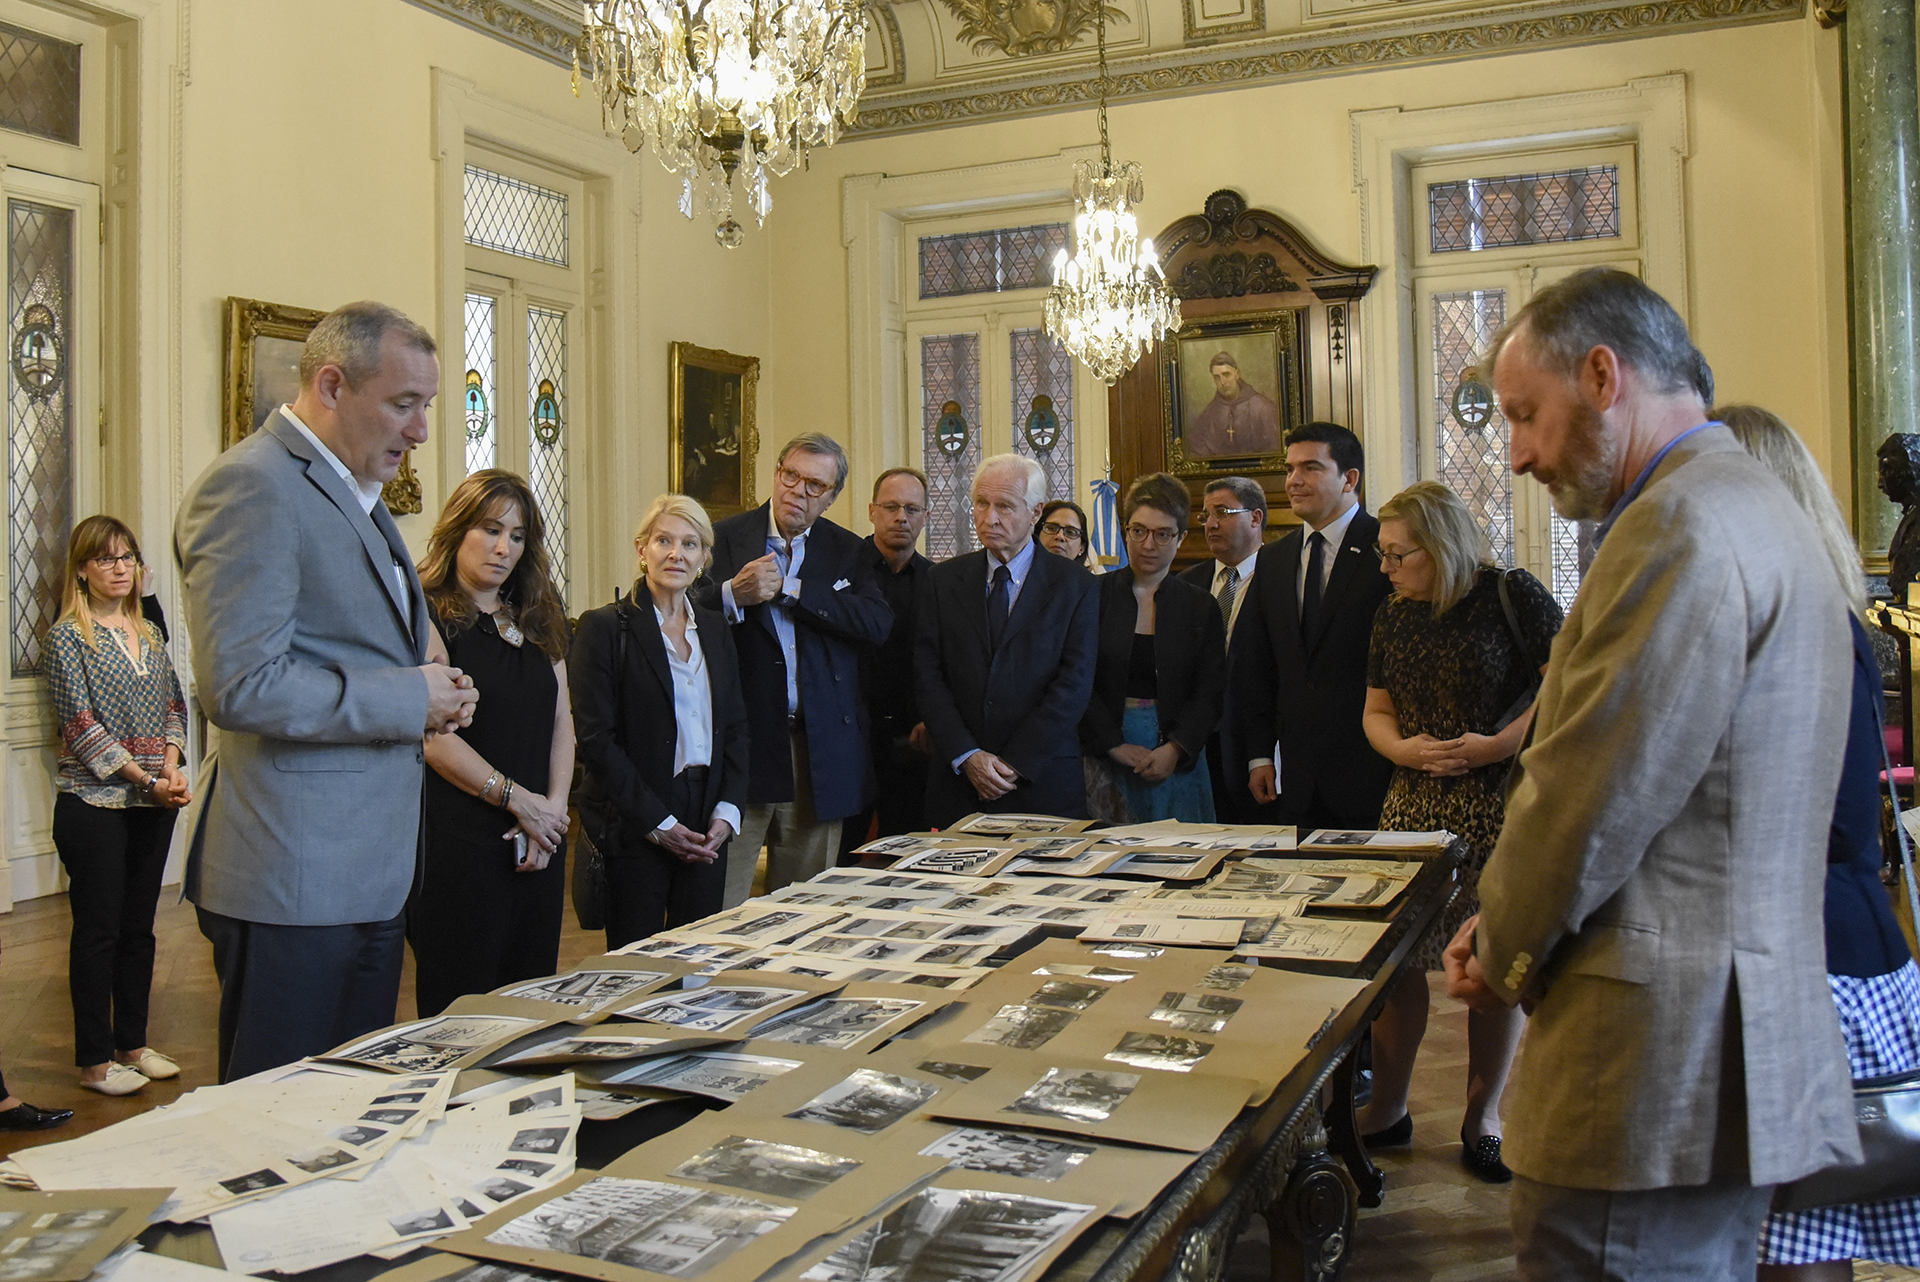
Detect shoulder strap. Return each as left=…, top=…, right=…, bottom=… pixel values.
left=1873, top=685, right=1920, bottom=930
left=611, top=589, right=630, bottom=750
left=1497, top=568, right=1541, bottom=670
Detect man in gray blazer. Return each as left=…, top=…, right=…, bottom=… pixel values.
left=176, top=301, right=477, bottom=1082
left=1445, top=269, right=1859, bottom=1276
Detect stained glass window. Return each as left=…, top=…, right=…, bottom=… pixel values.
left=0, top=21, right=79, bottom=146
left=1428, top=165, right=1619, bottom=255
left=465, top=166, right=569, bottom=267
left=921, top=333, right=982, bottom=561
left=526, top=306, right=568, bottom=596
left=8, top=200, right=72, bottom=675
left=1429, top=288, right=1579, bottom=610
left=1009, top=327, right=1074, bottom=504
left=919, top=224, right=1067, bottom=300
left=463, top=293, right=497, bottom=475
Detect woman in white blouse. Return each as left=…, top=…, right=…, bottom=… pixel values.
left=570, top=495, right=751, bottom=947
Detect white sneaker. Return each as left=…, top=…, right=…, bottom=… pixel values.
left=122, top=1049, right=179, bottom=1080
left=80, top=1063, right=148, bottom=1096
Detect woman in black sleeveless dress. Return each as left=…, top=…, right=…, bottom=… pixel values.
left=410, top=471, right=574, bottom=1016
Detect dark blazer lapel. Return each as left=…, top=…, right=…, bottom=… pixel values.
left=630, top=593, right=673, bottom=699
left=1100, top=567, right=1138, bottom=660
left=1271, top=530, right=1305, bottom=638
left=1306, top=509, right=1374, bottom=655
left=368, top=501, right=427, bottom=658
left=958, top=551, right=991, bottom=652
left=269, top=414, right=413, bottom=645
left=997, top=543, right=1056, bottom=648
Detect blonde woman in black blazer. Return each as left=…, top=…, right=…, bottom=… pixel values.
left=1079, top=473, right=1225, bottom=822
left=571, top=495, right=751, bottom=948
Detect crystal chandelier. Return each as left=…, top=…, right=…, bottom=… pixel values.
left=578, top=0, right=866, bottom=247
left=1043, top=5, right=1180, bottom=383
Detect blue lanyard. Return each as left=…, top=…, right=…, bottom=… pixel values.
left=1591, top=421, right=1718, bottom=549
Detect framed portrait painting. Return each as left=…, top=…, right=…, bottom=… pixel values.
left=222, top=296, right=422, bottom=514
left=669, top=342, right=760, bottom=518
left=1161, top=309, right=1307, bottom=478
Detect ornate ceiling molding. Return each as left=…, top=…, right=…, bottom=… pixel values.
left=851, top=0, right=1800, bottom=135
left=400, top=0, right=580, bottom=66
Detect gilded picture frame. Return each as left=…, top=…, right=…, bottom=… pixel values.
left=1161, top=308, right=1307, bottom=479
left=669, top=341, right=760, bottom=518
left=222, top=296, right=423, bottom=514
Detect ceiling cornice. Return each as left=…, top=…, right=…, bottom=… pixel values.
left=850, top=0, right=1801, bottom=136
left=401, top=0, right=580, bottom=66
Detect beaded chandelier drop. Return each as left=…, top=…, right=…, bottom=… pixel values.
left=1043, top=5, right=1181, bottom=383
left=579, top=0, right=866, bottom=247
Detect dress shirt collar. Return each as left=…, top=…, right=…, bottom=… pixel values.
left=1306, top=499, right=1361, bottom=551
left=281, top=404, right=383, bottom=515
left=1215, top=548, right=1260, bottom=585
left=766, top=508, right=811, bottom=553
left=988, top=536, right=1039, bottom=587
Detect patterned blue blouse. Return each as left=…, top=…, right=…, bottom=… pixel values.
left=43, top=616, right=188, bottom=809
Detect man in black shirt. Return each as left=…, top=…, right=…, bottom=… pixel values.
left=839, top=467, right=934, bottom=862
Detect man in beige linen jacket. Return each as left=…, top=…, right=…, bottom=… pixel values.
left=1445, top=268, right=1858, bottom=1279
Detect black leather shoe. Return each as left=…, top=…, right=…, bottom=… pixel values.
left=1460, top=1130, right=1513, bottom=1183
left=1360, top=1112, right=1412, bottom=1148
left=0, top=1101, right=73, bottom=1131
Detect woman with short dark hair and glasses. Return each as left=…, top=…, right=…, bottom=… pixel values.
left=1079, top=473, right=1223, bottom=822
left=1037, top=500, right=1090, bottom=566
left=43, top=515, right=192, bottom=1097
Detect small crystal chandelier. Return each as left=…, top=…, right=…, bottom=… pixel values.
left=578, top=0, right=866, bottom=247
left=1043, top=4, right=1180, bottom=383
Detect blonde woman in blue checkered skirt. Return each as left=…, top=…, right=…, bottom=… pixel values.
left=1723, top=406, right=1920, bottom=1275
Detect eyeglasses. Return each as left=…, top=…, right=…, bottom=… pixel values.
left=1039, top=521, right=1084, bottom=543
left=1203, top=505, right=1252, bottom=522
left=1372, top=544, right=1424, bottom=570
left=776, top=466, right=834, bottom=499
left=874, top=502, right=926, bottom=518
left=89, top=553, right=141, bottom=569
left=1125, top=524, right=1182, bottom=547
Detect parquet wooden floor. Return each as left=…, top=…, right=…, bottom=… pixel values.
left=2, top=887, right=1916, bottom=1281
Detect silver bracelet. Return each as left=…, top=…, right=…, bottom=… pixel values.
left=480, top=770, right=502, bottom=802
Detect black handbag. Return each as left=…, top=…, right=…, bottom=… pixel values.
left=1771, top=687, right=1920, bottom=1213
left=569, top=592, right=629, bottom=933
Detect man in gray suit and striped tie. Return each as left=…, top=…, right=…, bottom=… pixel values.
left=177, top=302, right=477, bottom=1081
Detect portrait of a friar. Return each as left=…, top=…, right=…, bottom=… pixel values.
left=1186, top=351, right=1280, bottom=458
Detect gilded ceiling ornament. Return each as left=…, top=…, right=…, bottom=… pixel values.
left=938, top=0, right=1127, bottom=57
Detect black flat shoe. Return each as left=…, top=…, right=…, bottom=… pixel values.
left=0, top=1102, right=73, bottom=1131
left=1460, top=1129, right=1513, bottom=1183
left=1361, top=1112, right=1412, bottom=1148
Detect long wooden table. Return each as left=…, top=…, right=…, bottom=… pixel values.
left=137, top=844, right=1462, bottom=1282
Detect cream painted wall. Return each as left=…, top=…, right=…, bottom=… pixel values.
left=177, top=0, right=772, bottom=590
left=765, top=16, right=1853, bottom=521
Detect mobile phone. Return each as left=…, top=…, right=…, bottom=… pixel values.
left=512, top=829, right=531, bottom=869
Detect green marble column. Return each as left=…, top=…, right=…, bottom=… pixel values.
left=1849, top=0, right=1920, bottom=553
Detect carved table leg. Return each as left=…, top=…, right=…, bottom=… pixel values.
left=1324, top=1046, right=1384, bottom=1209
left=1268, top=1120, right=1358, bottom=1282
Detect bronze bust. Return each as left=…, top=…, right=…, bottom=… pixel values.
left=1879, top=433, right=1920, bottom=603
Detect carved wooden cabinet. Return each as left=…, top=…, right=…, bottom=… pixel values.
left=1105, top=190, right=1376, bottom=564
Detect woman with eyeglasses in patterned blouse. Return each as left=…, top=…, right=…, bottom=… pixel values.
left=42, top=515, right=192, bottom=1097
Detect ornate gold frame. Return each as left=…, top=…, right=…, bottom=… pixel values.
left=1161, top=307, right=1305, bottom=479
left=221, top=296, right=423, bottom=514
left=668, top=341, right=760, bottom=518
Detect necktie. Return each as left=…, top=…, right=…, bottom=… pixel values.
left=987, top=564, right=1012, bottom=650
left=1301, top=532, right=1326, bottom=637
left=1215, top=566, right=1240, bottom=641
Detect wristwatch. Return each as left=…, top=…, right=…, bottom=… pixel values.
left=138, top=773, right=157, bottom=793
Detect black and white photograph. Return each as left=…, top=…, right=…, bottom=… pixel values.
left=478, top=1178, right=537, bottom=1204
left=617, top=985, right=806, bottom=1032
left=1033, top=964, right=1137, bottom=984
left=889, top=847, right=1014, bottom=877
left=1003, top=1069, right=1141, bottom=1124
left=1077, top=887, right=1141, bottom=905
left=501, top=970, right=672, bottom=1009
left=797, top=936, right=862, bottom=956
left=916, top=1059, right=992, bottom=1082
left=1090, top=942, right=1164, bottom=959
left=0, top=1257, right=63, bottom=1281
left=218, top=1170, right=287, bottom=1196
left=1008, top=837, right=1092, bottom=859
left=951, top=813, right=1088, bottom=836
left=1027, top=981, right=1108, bottom=1011
left=332, top=1125, right=389, bottom=1147
left=798, top=1186, right=1095, bottom=1282
left=963, top=1004, right=1078, bottom=1051
left=360, top=1108, right=417, bottom=1125
left=715, top=911, right=812, bottom=940
left=371, top=1090, right=427, bottom=1105
left=287, top=1148, right=357, bottom=1175
left=441, top=1262, right=564, bottom=1282
left=671, top=1135, right=862, bottom=1201
left=511, top=1087, right=567, bottom=1114
left=510, top=1127, right=571, bottom=1155
left=605, top=1051, right=805, bottom=1102
left=854, top=834, right=955, bottom=858
left=914, top=943, right=994, bottom=966
left=785, top=1069, right=940, bottom=1133
left=920, top=1127, right=1096, bottom=1181
left=389, top=1208, right=457, bottom=1236
left=486, top=1176, right=793, bottom=1279
left=1197, top=964, right=1259, bottom=991
left=329, top=1015, right=542, bottom=1074
left=1104, top=1032, right=1214, bottom=1074
left=746, top=997, right=926, bottom=1049
left=879, top=919, right=944, bottom=941
left=1148, top=991, right=1243, bottom=1034
left=499, top=1159, right=557, bottom=1179
left=497, top=1034, right=670, bottom=1066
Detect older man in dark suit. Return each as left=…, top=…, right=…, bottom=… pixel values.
left=1178, top=475, right=1267, bottom=822
left=700, top=432, right=892, bottom=903
left=916, top=453, right=1098, bottom=827
left=1236, top=422, right=1393, bottom=832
